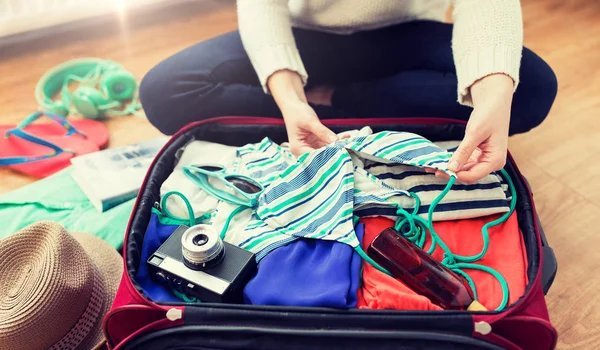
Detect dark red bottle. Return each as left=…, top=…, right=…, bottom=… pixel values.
left=368, top=228, right=486, bottom=311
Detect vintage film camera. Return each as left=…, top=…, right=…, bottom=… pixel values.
left=147, top=224, right=257, bottom=303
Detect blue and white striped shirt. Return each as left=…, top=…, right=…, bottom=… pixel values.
left=218, top=131, right=511, bottom=261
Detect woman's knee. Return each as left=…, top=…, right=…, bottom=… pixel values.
left=510, top=49, right=558, bottom=134
left=139, top=61, right=216, bottom=135
left=139, top=65, right=170, bottom=133
left=140, top=32, right=250, bottom=135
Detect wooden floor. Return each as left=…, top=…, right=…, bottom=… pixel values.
left=1, top=0, right=599, bottom=348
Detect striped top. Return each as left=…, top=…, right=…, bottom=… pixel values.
left=217, top=131, right=511, bottom=261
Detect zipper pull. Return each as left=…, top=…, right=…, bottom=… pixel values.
left=166, top=308, right=182, bottom=321
left=474, top=321, right=492, bottom=335
left=154, top=201, right=161, bottom=210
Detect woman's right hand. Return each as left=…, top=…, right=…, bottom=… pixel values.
left=268, top=69, right=338, bottom=157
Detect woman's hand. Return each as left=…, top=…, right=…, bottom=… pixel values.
left=446, top=74, right=514, bottom=183
left=281, top=100, right=338, bottom=155
left=268, top=70, right=338, bottom=157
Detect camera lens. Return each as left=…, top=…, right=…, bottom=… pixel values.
left=181, top=225, right=224, bottom=270
left=192, top=234, right=209, bottom=246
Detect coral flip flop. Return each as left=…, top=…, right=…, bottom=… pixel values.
left=0, top=111, right=108, bottom=178
left=6, top=111, right=109, bottom=149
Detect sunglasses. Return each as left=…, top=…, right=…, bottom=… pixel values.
left=183, top=164, right=264, bottom=207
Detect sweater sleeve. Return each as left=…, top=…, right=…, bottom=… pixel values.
left=451, top=0, right=524, bottom=106
left=237, top=0, right=308, bottom=93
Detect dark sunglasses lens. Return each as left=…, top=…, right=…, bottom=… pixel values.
left=227, top=177, right=262, bottom=194
left=197, top=165, right=224, bottom=172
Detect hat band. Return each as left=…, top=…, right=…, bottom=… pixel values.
left=49, top=265, right=106, bottom=350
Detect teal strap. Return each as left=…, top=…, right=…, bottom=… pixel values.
left=161, top=191, right=211, bottom=227
left=0, top=126, right=75, bottom=166
left=161, top=190, right=249, bottom=241
left=354, top=245, right=392, bottom=276
left=183, top=166, right=255, bottom=208
left=220, top=206, right=250, bottom=239
left=172, top=285, right=200, bottom=303
left=13, top=111, right=85, bottom=138
left=424, top=170, right=515, bottom=310
left=451, top=262, right=509, bottom=310
left=441, top=170, right=518, bottom=263
left=360, top=169, right=516, bottom=311
left=0, top=111, right=87, bottom=166
left=152, top=207, right=186, bottom=226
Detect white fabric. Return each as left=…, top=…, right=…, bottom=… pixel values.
left=160, top=141, right=238, bottom=220
left=280, top=126, right=373, bottom=151
left=161, top=130, right=371, bottom=244
left=339, top=126, right=374, bottom=139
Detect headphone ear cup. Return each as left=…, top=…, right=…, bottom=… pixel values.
left=101, top=71, right=137, bottom=101
left=72, top=87, right=109, bottom=120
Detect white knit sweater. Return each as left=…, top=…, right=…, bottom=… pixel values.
left=236, top=0, right=523, bottom=106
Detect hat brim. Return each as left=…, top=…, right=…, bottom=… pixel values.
left=71, top=231, right=123, bottom=349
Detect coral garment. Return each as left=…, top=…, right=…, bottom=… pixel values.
left=357, top=213, right=528, bottom=310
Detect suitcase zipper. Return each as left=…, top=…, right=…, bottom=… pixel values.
left=474, top=321, right=492, bottom=335
left=166, top=308, right=183, bottom=321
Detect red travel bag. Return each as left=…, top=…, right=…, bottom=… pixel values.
left=103, top=117, right=558, bottom=350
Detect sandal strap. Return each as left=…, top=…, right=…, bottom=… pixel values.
left=0, top=128, right=73, bottom=166
left=9, top=111, right=87, bottom=139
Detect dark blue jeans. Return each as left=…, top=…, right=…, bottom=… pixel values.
left=140, top=21, right=557, bottom=136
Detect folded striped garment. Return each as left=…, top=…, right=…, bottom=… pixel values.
left=219, top=131, right=512, bottom=261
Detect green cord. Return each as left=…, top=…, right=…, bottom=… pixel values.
left=172, top=288, right=200, bottom=303
left=370, top=168, right=517, bottom=311
left=354, top=245, right=393, bottom=276
left=220, top=206, right=249, bottom=239
left=162, top=190, right=250, bottom=240
left=424, top=176, right=457, bottom=256
left=423, top=169, right=515, bottom=310
left=450, top=267, right=479, bottom=300
left=452, top=262, right=509, bottom=311
left=446, top=169, right=518, bottom=263
left=161, top=191, right=210, bottom=227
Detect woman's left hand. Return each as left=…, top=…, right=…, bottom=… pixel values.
left=445, top=74, right=515, bottom=183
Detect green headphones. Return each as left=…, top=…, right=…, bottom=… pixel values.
left=35, top=58, right=143, bottom=120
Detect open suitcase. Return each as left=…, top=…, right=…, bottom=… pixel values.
left=102, top=116, right=559, bottom=350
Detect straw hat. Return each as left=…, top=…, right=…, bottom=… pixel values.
left=0, top=221, right=122, bottom=350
